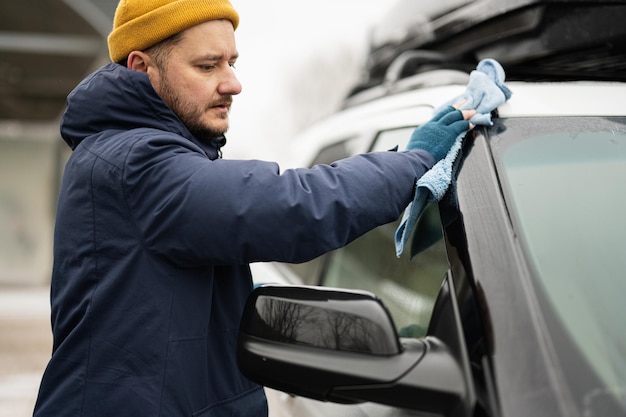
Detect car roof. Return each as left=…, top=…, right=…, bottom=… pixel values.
left=496, top=81, right=626, bottom=117
left=283, top=79, right=626, bottom=169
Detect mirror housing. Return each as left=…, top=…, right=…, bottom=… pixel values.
left=237, top=277, right=474, bottom=416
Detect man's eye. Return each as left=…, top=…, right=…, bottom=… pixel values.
left=199, top=65, right=215, bottom=71
left=229, top=63, right=237, bottom=70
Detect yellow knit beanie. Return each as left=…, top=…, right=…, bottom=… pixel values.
left=107, top=0, right=240, bottom=63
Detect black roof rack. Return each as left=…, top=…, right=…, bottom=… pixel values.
left=346, top=0, right=626, bottom=102
left=343, top=67, right=470, bottom=109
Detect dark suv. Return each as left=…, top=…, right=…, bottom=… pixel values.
left=238, top=1, right=626, bottom=416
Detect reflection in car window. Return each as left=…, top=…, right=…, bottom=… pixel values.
left=369, top=127, right=413, bottom=152
left=322, top=123, right=447, bottom=338
left=322, top=204, right=447, bottom=338
left=493, top=117, right=626, bottom=410
left=309, top=136, right=361, bottom=167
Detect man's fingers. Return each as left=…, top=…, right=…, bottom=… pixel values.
left=451, top=119, right=472, bottom=135
left=431, top=105, right=457, bottom=122
left=462, top=109, right=476, bottom=120
left=439, top=109, right=464, bottom=125
left=461, top=109, right=476, bottom=130
left=453, top=99, right=468, bottom=109
left=440, top=109, right=476, bottom=126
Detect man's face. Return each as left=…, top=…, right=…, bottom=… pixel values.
left=148, top=19, right=241, bottom=141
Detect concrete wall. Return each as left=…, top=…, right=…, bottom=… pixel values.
left=0, top=123, right=66, bottom=286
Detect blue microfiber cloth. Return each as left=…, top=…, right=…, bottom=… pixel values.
left=394, top=58, right=512, bottom=257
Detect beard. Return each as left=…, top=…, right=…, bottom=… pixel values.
left=157, top=76, right=230, bottom=143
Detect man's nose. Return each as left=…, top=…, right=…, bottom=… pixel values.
left=218, top=67, right=242, bottom=96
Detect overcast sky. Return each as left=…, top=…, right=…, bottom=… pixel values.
left=225, top=0, right=399, bottom=161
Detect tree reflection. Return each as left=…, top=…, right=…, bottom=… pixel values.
left=319, top=311, right=379, bottom=353
left=253, top=297, right=393, bottom=354
left=258, top=297, right=314, bottom=342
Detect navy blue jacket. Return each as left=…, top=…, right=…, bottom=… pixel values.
left=33, top=63, right=435, bottom=416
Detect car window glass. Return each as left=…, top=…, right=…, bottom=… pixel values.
left=309, top=136, right=361, bottom=166
left=321, top=203, right=447, bottom=338
left=369, top=127, right=413, bottom=152
left=493, top=116, right=626, bottom=402
left=322, top=127, right=446, bottom=337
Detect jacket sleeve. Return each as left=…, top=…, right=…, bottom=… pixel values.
left=124, top=133, right=435, bottom=266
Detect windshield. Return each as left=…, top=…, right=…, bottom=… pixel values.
left=493, top=117, right=626, bottom=414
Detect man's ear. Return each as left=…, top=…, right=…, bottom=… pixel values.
left=127, top=51, right=151, bottom=73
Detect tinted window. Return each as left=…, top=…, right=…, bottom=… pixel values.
left=319, top=127, right=447, bottom=336
left=321, top=203, right=447, bottom=337
left=369, top=127, right=413, bottom=152
left=492, top=116, right=626, bottom=414
left=310, top=137, right=360, bottom=166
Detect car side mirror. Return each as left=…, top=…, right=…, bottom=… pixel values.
left=237, top=276, right=475, bottom=416
left=239, top=285, right=401, bottom=355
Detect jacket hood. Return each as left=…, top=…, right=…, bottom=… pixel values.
left=60, top=63, right=225, bottom=152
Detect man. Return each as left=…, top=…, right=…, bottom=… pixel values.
left=33, top=0, right=474, bottom=416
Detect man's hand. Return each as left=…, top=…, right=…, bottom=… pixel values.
left=406, top=102, right=476, bottom=161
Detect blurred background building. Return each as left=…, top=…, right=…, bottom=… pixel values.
left=0, top=0, right=116, bottom=287
left=0, top=3, right=115, bottom=412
